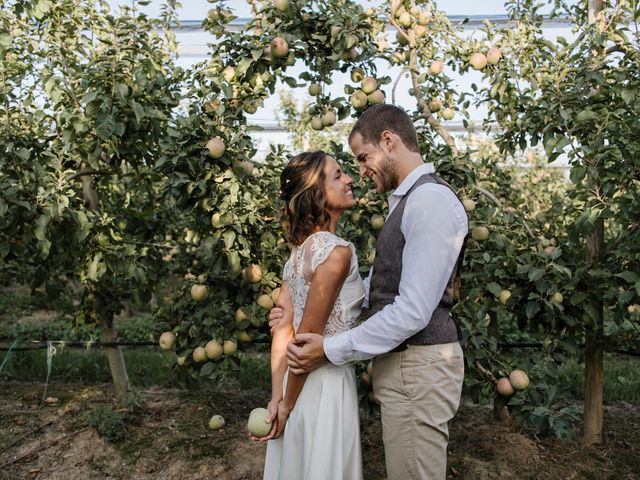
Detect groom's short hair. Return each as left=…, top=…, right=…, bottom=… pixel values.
left=349, top=104, right=420, bottom=153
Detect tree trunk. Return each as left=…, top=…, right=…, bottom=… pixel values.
left=584, top=218, right=604, bottom=443
left=493, top=395, right=511, bottom=423
left=96, top=294, right=134, bottom=403
left=80, top=166, right=134, bottom=403
left=583, top=0, right=605, bottom=445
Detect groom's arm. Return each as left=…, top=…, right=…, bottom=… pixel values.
left=324, top=186, right=468, bottom=365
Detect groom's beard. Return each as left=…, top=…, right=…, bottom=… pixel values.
left=376, top=154, right=398, bottom=193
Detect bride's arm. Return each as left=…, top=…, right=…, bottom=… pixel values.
left=270, top=281, right=294, bottom=404
left=273, top=245, right=352, bottom=438
left=255, top=281, right=294, bottom=441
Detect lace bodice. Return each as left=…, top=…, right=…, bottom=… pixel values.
left=282, top=231, right=365, bottom=336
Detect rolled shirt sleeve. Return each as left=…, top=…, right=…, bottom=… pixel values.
left=324, top=183, right=468, bottom=365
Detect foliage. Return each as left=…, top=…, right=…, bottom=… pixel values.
left=2, top=0, right=639, bottom=438
left=83, top=405, right=127, bottom=443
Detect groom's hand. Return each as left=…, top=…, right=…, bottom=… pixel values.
left=286, top=333, right=326, bottom=375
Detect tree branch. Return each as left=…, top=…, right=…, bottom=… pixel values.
left=475, top=185, right=536, bottom=239
left=391, top=67, right=408, bottom=105
left=65, top=170, right=114, bottom=182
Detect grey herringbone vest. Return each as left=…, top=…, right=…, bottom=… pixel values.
left=363, top=173, right=465, bottom=346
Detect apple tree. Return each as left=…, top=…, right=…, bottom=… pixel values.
left=469, top=0, right=640, bottom=442
left=1, top=0, right=185, bottom=402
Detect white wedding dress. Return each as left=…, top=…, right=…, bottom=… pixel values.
left=263, top=231, right=365, bottom=480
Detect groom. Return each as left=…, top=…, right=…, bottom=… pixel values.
left=275, top=104, right=467, bottom=479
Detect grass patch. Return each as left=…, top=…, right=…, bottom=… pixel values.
left=0, top=347, right=178, bottom=386
left=0, top=348, right=272, bottom=390
left=83, top=405, right=127, bottom=442
left=0, top=313, right=169, bottom=343
left=559, top=353, right=640, bottom=403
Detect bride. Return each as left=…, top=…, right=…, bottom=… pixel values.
left=254, top=150, right=364, bottom=480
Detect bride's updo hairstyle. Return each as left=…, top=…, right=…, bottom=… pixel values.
left=280, top=151, right=332, bottom=246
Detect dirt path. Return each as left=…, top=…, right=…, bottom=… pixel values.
left=1, top=383, right=638, bottom=479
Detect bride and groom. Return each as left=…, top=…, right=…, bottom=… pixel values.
left=254, top=104, right=468, bottom=480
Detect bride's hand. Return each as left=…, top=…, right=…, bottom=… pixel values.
left=273, top=400, right=293, bottom=439
left=268, top=307, right=284, bottom=335
left=250, top=399, right=279, bottom=442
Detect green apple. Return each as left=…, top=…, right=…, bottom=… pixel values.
left=441, top=107, right=455, bottom=120
left=361, top=76, right=378, bottom=94
left=206, top=137, right=225, bottom=158
left=270, top=37, right=289, bottom=59
left=370, top=215, right=385, bottom=231
left=209, top=414, right=225, bottom=430
left=192, top=346, right=207, bottom=363
left=367, top=90, right=385, bottom=105
left=462, top=198, right=476, bottom=212
left=469, top=52, right=488, bottom=70
left=223, top=340, right=238, bottom=356
left=471, top=226, right=489, bottom=241
left=247, top=408, right=271, bottom=437
left=159, top=332, right=176, bottom=350
left=257, top=294, right=274, bottom=310
left=428, top=98, right=442, bottom=112
left=236, top=307, right=248, bottom=322
left=321, top=110, right=336, bottom=126
left=310, top=116, right=324, bottom=130
left=350, top=68, right=365, bottom=83
left=486, top=47, right=502, bottom=65
left=496, top=377, right=515, bottom=396
left=498, top=289, right=511, bottom=305
left=350, top=90, right=368, bottom=110
left=509, top=369, right=530, bottom=391
left=205, top=340, right=223, bottom=360
left=429, top=60, right=443, bottom=75
left=308, top=83, right=321, bottom=96
left=190, top=284, right=209, bottom=302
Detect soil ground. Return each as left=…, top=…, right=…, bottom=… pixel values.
left=1, top=382, right=638, bottom=480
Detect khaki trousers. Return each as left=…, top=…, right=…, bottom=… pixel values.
left=372, top=342, right=464, bottom=480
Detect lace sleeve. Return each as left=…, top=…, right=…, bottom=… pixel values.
left=306, top=232, right=353, bottom=276
left=282, top=250, right=295, bottom=283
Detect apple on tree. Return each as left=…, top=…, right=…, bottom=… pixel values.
left=496, top=377, right=515, bottom=396
left=223, top=340, right=238, bottom=356
left=429, top=60, right=443, bottom=75
left=205, top=340, right=223, bottom=360
left=191, top=284, right=209, bottom=302
left=206, top=137, right=225, bottom=159
left=192, top=346, right=207, bottom=363
left=469, top=52, right=488, bottom=70
left=509, top=370, right=530, bottom=391
left=159, top=331, right=176, bottom=350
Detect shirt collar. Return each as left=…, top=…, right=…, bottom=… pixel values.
left=389, top=163, right=435, bottom=198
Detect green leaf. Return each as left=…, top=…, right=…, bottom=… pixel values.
left=486, top=282, right=502, bottom=296
left=87, top=252, right=107, bottom=281
left=569, top=292, right=587, bottom=305
left=525, top=301, right=541, bottom=319
left=132, top=101, right=145, bottom=122
left=569, top=166, right=586, bottom=184
left=199, top=361, right=216, bottom=377
left=95, top=114, right=116, bottom=139
left=616, top=271, right=639, bottom=283
left=528, top=268, right=544, bottom=282
left=223, top=231, right=236, bottom=250
left=620, top=88, right=635, bottom=105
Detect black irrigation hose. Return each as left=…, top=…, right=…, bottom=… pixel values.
left=1, top=341, right=639, bottom=357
